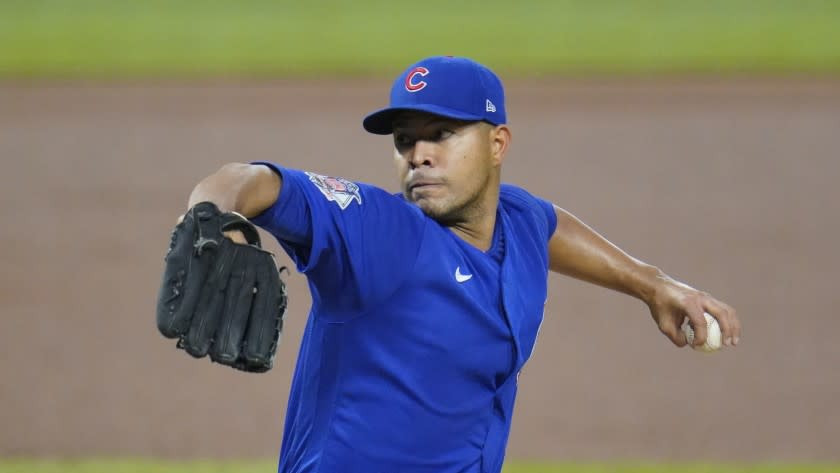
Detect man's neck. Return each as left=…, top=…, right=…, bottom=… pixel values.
left=448, top=189, right=500, bottom=252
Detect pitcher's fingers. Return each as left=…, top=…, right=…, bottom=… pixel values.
left=720, top=303, right=741, bottom=345
left=702, top=301, right=734, bottom=346
left=730, top=306, right=741, bottom=345
left=659, top=316, right=688, bottom=347
left=684, top=304, right=708, bottom=348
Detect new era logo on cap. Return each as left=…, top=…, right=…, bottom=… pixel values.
left=362, top=56, right=507, bottom=135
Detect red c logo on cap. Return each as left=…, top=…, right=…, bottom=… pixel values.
left=404, top=66, right=429, bottom=92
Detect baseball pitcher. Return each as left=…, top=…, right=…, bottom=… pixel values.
left=156, top=56, right=741, bottom=473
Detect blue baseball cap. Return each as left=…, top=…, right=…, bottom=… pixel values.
left=363, top=56, right=507, bottom=135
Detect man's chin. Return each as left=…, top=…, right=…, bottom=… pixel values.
left=405, top=193, right=462, bottom=222
left=412, top=200, right=436, bottom=215
left=419, top=203, right=463, bottom=226
left=411, top=199, right=445, bottom=219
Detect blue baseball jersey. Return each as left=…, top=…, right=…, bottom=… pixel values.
left=251, top=162, right=557, bottom=473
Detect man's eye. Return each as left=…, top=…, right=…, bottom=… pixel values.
left=434, top=129, right=454, bottom=141
left=395, top=134, right=413, bottom=147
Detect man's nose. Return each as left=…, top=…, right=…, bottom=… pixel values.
left=408, top=140, right=436, bottom=168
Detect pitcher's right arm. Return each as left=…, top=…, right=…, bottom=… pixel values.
left=187, top=163, right=281, bottom=218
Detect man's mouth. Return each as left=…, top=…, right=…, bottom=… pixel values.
left=408, top=179, right=443, bottom=191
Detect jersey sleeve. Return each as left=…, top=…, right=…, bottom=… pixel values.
left=535, top=196, right=558, bottom=241
left=499, top=184, right=558, bottom=242
left=249, top=162, right=427, bottom=320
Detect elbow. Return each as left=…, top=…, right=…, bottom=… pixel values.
left=187, top=162, right=281, bottom=217
left=217, top=161, right=254, bottom=177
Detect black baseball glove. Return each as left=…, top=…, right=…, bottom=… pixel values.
left=156, top=202, right=287, bottom=373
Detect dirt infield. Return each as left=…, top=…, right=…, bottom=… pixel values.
left=1, top=78, right=838, bottom=462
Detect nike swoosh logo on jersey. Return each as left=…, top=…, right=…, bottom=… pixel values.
left=455, top=266, right=473, bottom=283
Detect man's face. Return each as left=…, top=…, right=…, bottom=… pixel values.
left=392, top=112, right=500, bottom=224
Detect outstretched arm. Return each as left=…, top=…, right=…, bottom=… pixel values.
left=548, top=206, right=741, bottom=349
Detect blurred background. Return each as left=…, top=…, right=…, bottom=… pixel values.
left=1, top=1, right=839, bottom=472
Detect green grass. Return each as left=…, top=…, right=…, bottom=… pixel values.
left=1, top=461, right=838, bottom=473
left=1, top=0, right=839, bottom=78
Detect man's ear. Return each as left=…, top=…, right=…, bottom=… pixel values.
left=490, top=124, right=511, bottom=166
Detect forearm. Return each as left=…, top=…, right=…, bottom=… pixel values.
left=187, top=163, right=281, bottom=218
left=548, top=206, right=663, bottom=304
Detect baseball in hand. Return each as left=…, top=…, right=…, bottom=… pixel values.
left=682, top=312, right=722, bottom=352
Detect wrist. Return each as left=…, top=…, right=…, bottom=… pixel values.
left=628, top=263, right=665, bottom=306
